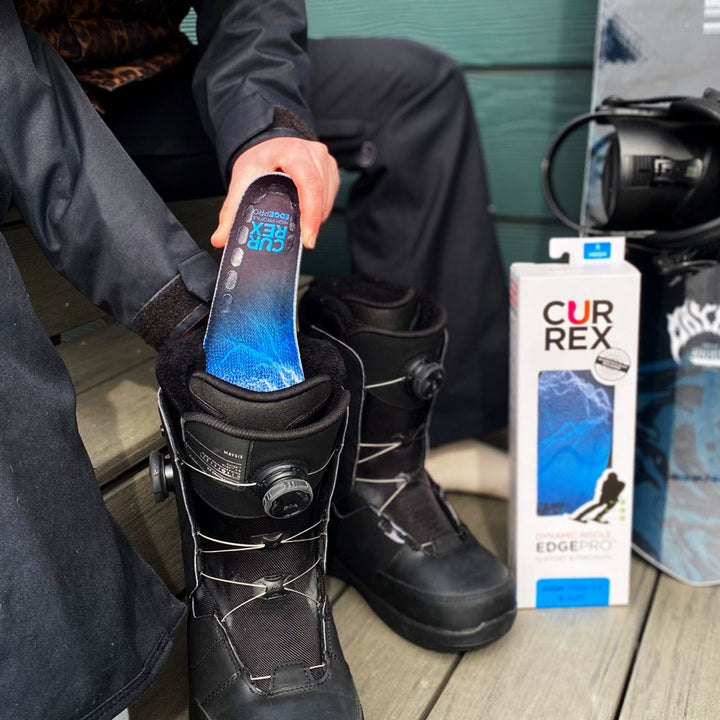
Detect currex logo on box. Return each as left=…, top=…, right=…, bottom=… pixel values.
left=542, top=299, right=614, bottom=351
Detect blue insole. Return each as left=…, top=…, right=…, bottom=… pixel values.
left=204, top=173, right=304, bottom=391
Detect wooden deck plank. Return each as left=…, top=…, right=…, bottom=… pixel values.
left=426, top=556, right=658, bottom=720
left=618, top=575, right=720, bottom=720
left=333, top=587, right=458, bottom=720
left=57, top=320, right=156, bottom=394
left=76, top=358, right=162, bottom=485
left=6, top=223, right=105, bottom=337
left=104, top=468, right=184, bottom=595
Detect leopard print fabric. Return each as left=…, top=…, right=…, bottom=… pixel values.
left=17, top=0, right=193, bottom=91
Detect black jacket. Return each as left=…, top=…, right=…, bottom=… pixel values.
left=192, top=0, right=318, bottom=180
left=9, top=0, right=317, bottom=345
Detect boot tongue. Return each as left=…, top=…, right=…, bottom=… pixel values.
left=343, top=288, right=419, bottom=331
left=188, top=372, right=332, bottom=431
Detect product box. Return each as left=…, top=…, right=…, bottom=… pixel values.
left=509, top=237, right=641, bottom=608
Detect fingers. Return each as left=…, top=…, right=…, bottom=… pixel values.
left=210, top=156, right=261, bottom=248
left=284, top=152, right=328, bottom=249
left=211, top=180, right=245, bottom=248
left=320, top=151, right=340, bottom=221
left=211, top=137, right=339, bottom=250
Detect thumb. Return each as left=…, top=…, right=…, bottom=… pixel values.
left=211, top=169, right=256, bottom=248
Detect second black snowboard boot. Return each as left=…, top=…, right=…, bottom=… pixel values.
left=300, top=275, right=516, bottom=651
left=152, top=333, right=362, bottom=719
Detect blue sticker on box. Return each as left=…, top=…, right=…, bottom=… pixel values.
left=536, top=578, right=610, bottom=607
left=584, top=242, right=611, bottom=260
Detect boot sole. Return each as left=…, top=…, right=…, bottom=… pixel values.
left=330, top=555, right=517, bottom=652
left=190, top=699, right=364, bottom=719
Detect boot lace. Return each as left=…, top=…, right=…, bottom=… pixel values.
left=355, top=441, right=410, bottom=513
left=355, top=375, right=436, bottom=547
left=196, top=518, right=329, bottom=681
left=354, top=363, right=457, bottom=548
left=356, top=370, right=418, bottom=513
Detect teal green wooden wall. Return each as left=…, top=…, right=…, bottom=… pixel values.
left=181, top=0, right=599, bottom=274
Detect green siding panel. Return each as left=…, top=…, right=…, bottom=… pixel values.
left=306, top=0, right=598, bottom=67
left=179, top=13, right=196, bottom=42
left=183, top=2, right=599, bottom=67
left=468, top=68, right=593, bottom=220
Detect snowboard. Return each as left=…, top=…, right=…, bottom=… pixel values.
left=204, top=173, right=305, bottom=392
left=585, top=0, right=720, bottom=584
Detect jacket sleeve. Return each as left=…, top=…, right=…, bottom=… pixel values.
left=192, top=0, right=318, bottom=182
left=1, top=10, right=217, bottom=349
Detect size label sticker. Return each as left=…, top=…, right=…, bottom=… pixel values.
left=584, top=242, right=611, bottom=260
left=536, top=578, right=610, bottom=607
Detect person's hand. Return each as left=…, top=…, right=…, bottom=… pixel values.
left=211, top=136, right=339, bottom=250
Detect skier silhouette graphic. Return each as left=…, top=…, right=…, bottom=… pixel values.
left=574, top=472, right=625, bottom=523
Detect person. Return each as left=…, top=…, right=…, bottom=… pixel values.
left=1, top=2, right=512, bottom=718
left=18, top=0, right=509, bottom=447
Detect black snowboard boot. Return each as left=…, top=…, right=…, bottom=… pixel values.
left=299, top=275, right=516, bottom=651
left=152, top=333, right=362, bottom=719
